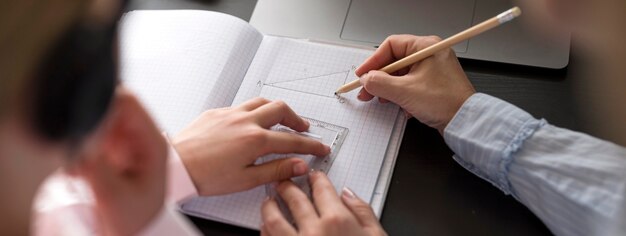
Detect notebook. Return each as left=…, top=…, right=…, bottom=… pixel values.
left=119, top=10, right=406, bottom=230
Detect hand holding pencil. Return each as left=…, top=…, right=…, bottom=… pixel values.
left=336, top=7, right=521, bottom=94
left=338, top=7, right=521, bottom=133
left=354, top=34, right=475, bottom=133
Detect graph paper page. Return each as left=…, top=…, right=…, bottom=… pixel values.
left=182, top=36, right=400, bottom=229
left=119, top=10, right=263, bottom=134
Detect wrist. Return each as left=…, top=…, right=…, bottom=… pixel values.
left=171, top=140, right=206, bottom=195
left=438, top=91, right=475, bottom=135
left=165, top=133, right=202, bottom=199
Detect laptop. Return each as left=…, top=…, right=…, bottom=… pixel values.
left=250, top=0, right=570, bottom=69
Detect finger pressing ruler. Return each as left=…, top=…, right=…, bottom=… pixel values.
left=261, top=117, right=348, bottom=224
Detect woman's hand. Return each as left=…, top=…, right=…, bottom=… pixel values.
left=356, top=35, right=475, bottom=133
left=261, top=171, right=387, bottom=236
left=173, top=98, right=330, bottom=196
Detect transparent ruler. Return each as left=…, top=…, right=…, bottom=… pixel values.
left=262, top=117, right=348, bottom=223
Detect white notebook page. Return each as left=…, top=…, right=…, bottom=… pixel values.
left=371, top=110, right=406, bottom=217
left=119, top=10, right=263, bottom=134
left=182, top=36, right=400, bottom=229
left=118, top=9, right=404, bottom=229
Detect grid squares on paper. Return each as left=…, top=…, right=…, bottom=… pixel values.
left=120, top=10, right=402, bottom=230
left=184, top=36, right=400, bottom=229
left=119, top=11, right=263, bottom=134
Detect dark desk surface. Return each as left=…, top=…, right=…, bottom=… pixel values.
left=129, top=0, right=590, bottom=235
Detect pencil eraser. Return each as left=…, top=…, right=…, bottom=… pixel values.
left=498, top=7, right=522, bottom=23
left=511, top=7, right=522, bottom=17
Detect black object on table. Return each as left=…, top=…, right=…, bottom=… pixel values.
left=128, top=0, right=588, bottom=235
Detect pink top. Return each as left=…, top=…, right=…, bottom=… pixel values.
left=32, top=134, right=200, bottom=235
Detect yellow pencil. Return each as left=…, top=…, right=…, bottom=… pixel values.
left=335, top=6, right=522, bottom=94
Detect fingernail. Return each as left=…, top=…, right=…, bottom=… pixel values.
left=304, top=119, right=310, bottom=127
left=264, top=196, right=270, bottom=202
left=342, top=187, right=356, bottom=199
left=293, top=162, right=307, bottom=176
left=324, top=145, right=331, bottom=154
left=357, top=90, right=365, bottom=101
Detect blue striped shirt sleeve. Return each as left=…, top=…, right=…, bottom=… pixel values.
left=443, top=93, right=626, bottom=236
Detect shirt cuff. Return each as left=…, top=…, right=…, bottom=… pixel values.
left=443, top=93, right=546, bottom=194
left=163, top=133, right=198, bottom=204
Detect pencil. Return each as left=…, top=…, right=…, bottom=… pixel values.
left=335, top=6, right=522, bottom=94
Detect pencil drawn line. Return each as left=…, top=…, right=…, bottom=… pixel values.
left=263, top=83, right=336, bottom=98
left=267, top=70, right=350, bottom=85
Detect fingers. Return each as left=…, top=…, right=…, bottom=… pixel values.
left=260, top=225, right=269, bottom=236
left=249, top=157, right=309, bottom=185
left=261, top=197, right=298, bottom=236
left=358, top=70, right=404, bottom=103
left=356, top=35, right=410, bottom=76
left=265, top=131, right=330, bottom=157
left=357, top=88, right=390, bottom=104
left=309, top=171, right=348, bottom=216
left=276, top=181, right=320, bottom=226
left=252, top=100, right=310, bottom=132
left=238, top=97, right=271, bottom=111
left=357, top=88, right=375, bottom=101
left=355, top=35, right=441, bottom=76
left=355, top=35, right=445, bottom=103
left=340, top=187, right=381, bottom=228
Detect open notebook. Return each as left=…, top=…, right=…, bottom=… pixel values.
left=119, top=10, right=406, bottom=230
